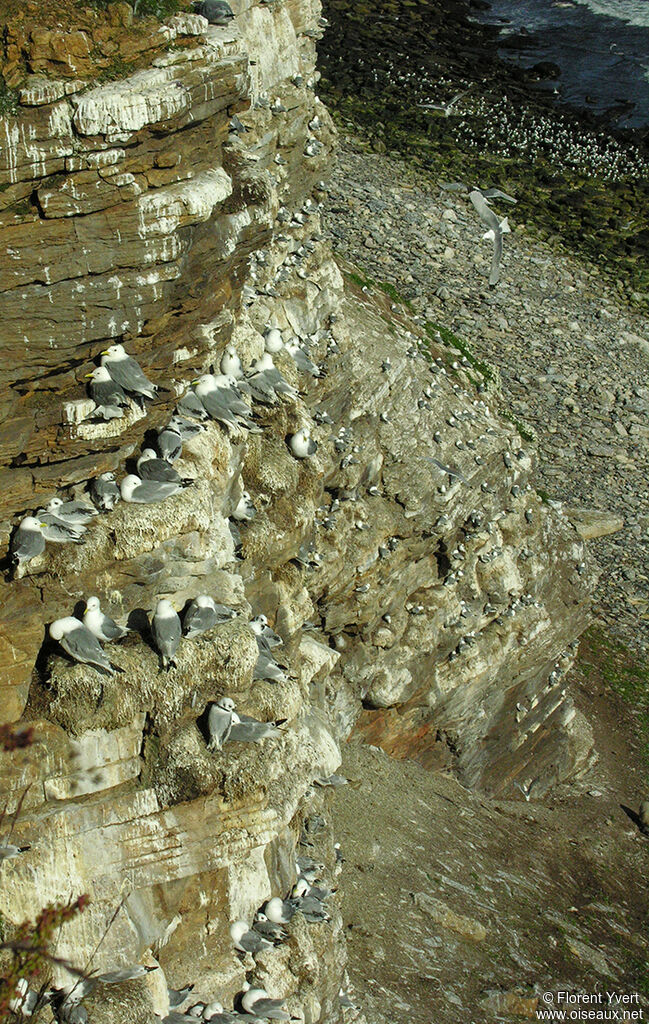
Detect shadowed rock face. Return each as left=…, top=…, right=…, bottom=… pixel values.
left=0, top=0, right=594, bottom=1017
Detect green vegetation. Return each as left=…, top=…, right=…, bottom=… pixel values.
left=85, top=0, right=182, bottom=18
left=345, top=270, right=374, bottom=291
left=0, top=80, right=19, bottom=118
left=501, top=409, right=537, bottom=444
left=579, top=627, right=649, bottom=762
left=424, top=321, right=495, bottom=384
left=376, top=280, right=414, bottom=311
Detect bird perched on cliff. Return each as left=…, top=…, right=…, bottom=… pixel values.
left=230, top=710, right=283, bottom=742
left=35, top=507, right=86, bottom=544
left=120, top=474, right=187, bottom=504
left=10, top=516, right=46, bottom=571
left=253, top=650, right=287, bottom=684
left=169, top=413, right=205, bottom=441
left=83, top=596, right=130, bottom=643
left=230, top=921, right=273, bottom=955
left=167, top=983, right=194, bottom=1011
left=207, top=697, right=236, bottom=750
left=183, top=595, right=236, bottom=638
left=249, top=614, right=283, bottom=651
left=253, top=912, right=287, bottom=943
left=137, top=449, right=189, bottom=486
left=90, top=472, right=121, bottom=511
left=263, top=896, right=296, bottom=925
left=100, top=344, right=158, bottom=403
left=193, top=374, right=256, bottom=434
left=245, top=355, right=297, bottom=405
left=285, top=338, right=323, bottom=378
left=240, top=986, right=290, bottom=1020
left=45, top=496, right=98, bottom=527
left=151, top=600, right=182, bottom=671
left=231, top=491, right=256, bottom=522
left=469, top=189, right=511, bottom=286
left=85, top=366, right=130, bottom=420
left=0, top=841, right=31, bottom=863
left=264, top=327, right=284, bottom=353
left=176, top=389, right=209, bottom=422
left=49, top=616, right=118, bottom=674
left=220, top=345, right=244, bottom=378
left=288, top=427, right=317, bottom=458
left=157, top=422, right=183, bottom=463
left=193, top=0, right=234, bottom=24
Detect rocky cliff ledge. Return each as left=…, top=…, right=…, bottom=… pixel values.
left=0, top=0, right=596, bottom=1019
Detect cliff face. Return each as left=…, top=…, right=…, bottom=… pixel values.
left=0, top=0, right=595, bottom=1018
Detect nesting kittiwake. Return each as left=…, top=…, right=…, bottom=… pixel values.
left=100, top=344, right=157, bottom=402
left=151, top=600, right=182, bottom=671
left=264, top=327, right=283, bottom=353
left=193, top=0, right=234, bottom=23
left=49, top=617, right=118, bottom=674
left=240, top=987, right=290, bottom=1020
left=207, top=697, right=236, bottom=750
left=253, top=913, right=287, bottom=942
left=157, top=422, right=183, bottom=463
left=264, top=897, right=296, bottom=924
left=184, top=595, right=236, bottom=638
left=193, top=375, right=254, bottom=433
left=46, top=496, right=98, bottom=526
left=288, top=427, right=317, bottom=458
left=253, top=650, right=287, bottom=684
left=285, top=338, right=322, bottom=377
left=120, top=474, right=185, bottom=504
left=249, top=614, right=283, bottom=648
left=85, top=366, right=130, bottom=420
left=10, top=516, right=46, bottom=569
left=36, top=510, right=86, bottom=544
left=90, top=472, right=121, bottom=511
left=220, top=345, right=243, bottom=378
left=170, top=414, right=205, bottom=443
left=176, top=390, right=209, bottom=422
left=168, top=983, right=194, bottom=1010
left=469, top=189, right=511, bottom=286
left=231, top=491, right=256, bottom=521
left=290, top=879, right=330, bottom=921
left=230, top=921, right=273, bottom=955
left=229, top=710, right=283, bottom=743
left=250, top=354, right=297, bottom=399
left=0, top=841, right=30, bottom=862
left=137, top=449, right=187, bottom=485
left=83, top=596, right=129, bottom=642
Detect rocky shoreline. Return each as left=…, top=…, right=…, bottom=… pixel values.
left=318, top=0, right=649, bottom=305
left=321, top=132, right=649, bottom=658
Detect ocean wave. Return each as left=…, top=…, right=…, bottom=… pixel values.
left=573, top=0, right=649, bottom=28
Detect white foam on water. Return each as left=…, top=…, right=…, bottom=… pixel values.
left=573, top=0, right=649, bottom=28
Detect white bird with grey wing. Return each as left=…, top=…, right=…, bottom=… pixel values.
left=49, top=616, right=118, bottom=674
left=100, top=343, right=157, bottom=402
left=120, top=474, right=186, bottom=504
left=469, top=189, right=511, bottom=286
left=184, top=595, right=236, bottom=638
left=90, top=472, right=121, bottom=510
left=83, top=596, right=130, bottom=642
left=230, top=921, right=273, bottom=955
left=10, top=516, right=46, bottom=569
left=151, top=600, right=182, bottom=671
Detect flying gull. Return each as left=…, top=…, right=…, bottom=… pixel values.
left=418, top=85, right=473, bottom=116
left=83, top=596, right=130, bottom=642
left=49, top=616, right=118, bottom=674
left=469, top=189, right=511, bottom=286
left=100, top=344, right=157, bottom=402
left=151, top=600, right=182, bottom=671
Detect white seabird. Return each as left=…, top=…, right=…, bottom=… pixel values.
left=264, top=327, right=283, bottom=353
left=230, top=921, right=273, bottom=955
left=10, top=516, right=46, bottom=569
left=264, top=896, right=296, bottom=925
left=249, top=614, right=283, bottom=648
left=157, top=422, right=183, bottom=463
left=36, top=510, right=86, bottom=544
left=120, top=474, right=185, bottom=504
left=137, top=449, right=186, bottom=485
left=469, top=189, right=511, bottom=286
left=231, top=491, right=256, bottom=522
left=83, top=596, right=129, bottom=642
left=220, top=345, right=243, bottom=378
left=85, top=366, right=130, bottom=420
left=193, top=374, right=254, bottom=433
left=253, top=650, right=287, bottom=684
left=288, top=427, right=317, bottom=458
left=240, top=986, right=290, bottom=1020
left=151, top=600, right=182, bottom=671
left=49, top=616, right=117, bottom=674
left=90, top=472, right=121, bottom=511
left=183, top=595, right=236, bottom=638
left=207, top=697, right=236, bottom=750
left=100, top=343, right=157, bottom=402
left=229, top=711, right=283, bottom=743
left=46, top=496, right=98, bottom=526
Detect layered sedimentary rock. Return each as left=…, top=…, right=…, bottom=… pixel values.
left=0, top=0, right=595, bottom=1017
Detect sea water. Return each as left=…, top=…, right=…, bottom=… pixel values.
left=476, top=0, right=649, bottom=127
